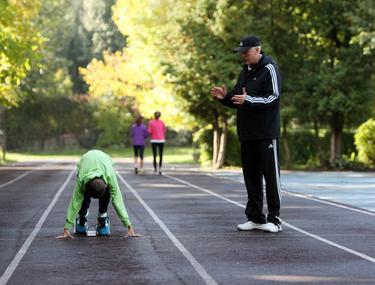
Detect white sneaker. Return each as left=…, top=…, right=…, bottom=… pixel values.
left=262, top=222, right=282, bottom=233
left=237, top=221, right=266, bottom=231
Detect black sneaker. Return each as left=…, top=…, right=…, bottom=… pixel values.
left=134, top=167, right=138, bottom=175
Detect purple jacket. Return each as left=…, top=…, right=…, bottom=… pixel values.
left=131, top=123, right=148, bottom=146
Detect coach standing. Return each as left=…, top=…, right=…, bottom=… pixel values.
left=211, top=35, right=282, bottom=233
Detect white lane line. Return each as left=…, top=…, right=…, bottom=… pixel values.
left=283, top=190, right=375, bottom=217
left=116, top=172, right=218, bottom=285
left=165, top=174, right=375, bottom=264
left=0, top=168, right=75, bottom=285
left=205, top=173, right=375, bottom=217
left=0, top=164, right=49, bottom=189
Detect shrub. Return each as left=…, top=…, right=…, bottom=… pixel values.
left=193, top=126, right=212, bottom=166
left=354, top=118, right=375, bottom=167
left=224, top=127, right=241, bottom=166
left=193, top=126, right=241, bottom=167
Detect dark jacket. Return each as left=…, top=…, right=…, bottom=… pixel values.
left=220, top=52, right=281, bottom=141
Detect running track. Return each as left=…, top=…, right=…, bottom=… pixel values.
left=0, top=161, right=374, bottom=285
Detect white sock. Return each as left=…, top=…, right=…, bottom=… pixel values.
left=98, top=212, right=107, bottom=218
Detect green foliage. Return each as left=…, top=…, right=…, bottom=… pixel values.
left=67, top=0, right=125, bottom=93
left=355, top=118, right=375, bottom=167
left=223, top=127, right=241, bottom=166
left=351, top=0, right=375, bottom=54
left=0, top=0, right=43, bottom=106
left=3, top=0, right=375, bottom=167
left=81, top=0, right=125, bottom=58
left=197, top=128, right=357, bottom=169
left=94, top=101, right=133, bottom=148
left=290, top=0, right=375, bottom=162
left=193, top=125, right=213, bottom=166
left=156, top=0, right=240, bottom=125
left=6, top=95, right=97, bottom=150
left=193, top=126, right=240, bottom=166
left=81, top=0, right=195, bottom=131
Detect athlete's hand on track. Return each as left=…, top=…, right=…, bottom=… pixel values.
left=231, top=88, right=247, bottom=105
left=210, top=86, right=227, bottom=100
left=55, top=228, right=74, bottom=239
left=125, top=225, right=142, bottom=238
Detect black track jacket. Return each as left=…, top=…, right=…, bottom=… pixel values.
left=220, top=52, right=281, bottom=141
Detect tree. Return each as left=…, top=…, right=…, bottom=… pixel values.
left=136, top=0, right=303, bottom=168
left=0, top=0, right=43, bottom=106
left=0, top=0, right=43, bottom=159
left=291, top=0, right=375, bottom=165
left=351, top=0, right=375, bottom=55
left=63, top=0, right=126, bottom=94
left=80, top=0, right=194, bottom=137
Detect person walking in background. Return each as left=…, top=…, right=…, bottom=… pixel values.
left=211, top=35, right=282, bottom=233
left=130, top=116, right=148, bottom=175
left=148, top=111, right=166, bottom=175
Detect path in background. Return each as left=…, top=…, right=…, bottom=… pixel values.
left=211, top=169, right=375, bottom=212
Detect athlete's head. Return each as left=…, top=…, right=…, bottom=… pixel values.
left=154, top=111, right=161, bottom=119
left=86, top=178, right=107, bottom=199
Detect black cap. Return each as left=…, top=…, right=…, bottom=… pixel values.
left=233, top=35, right=261, bottom=53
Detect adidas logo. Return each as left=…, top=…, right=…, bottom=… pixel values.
left=268, top=144, right=273, bottom=149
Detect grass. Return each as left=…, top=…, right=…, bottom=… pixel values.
left=2, top=146, right=196, bottom=165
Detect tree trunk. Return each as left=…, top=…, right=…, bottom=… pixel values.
left=215, top=118, right=227, bottom=169
left=212, top=114, right=219, bottom=167
left=313, top=120, right=323, bottom=166
left=0, top=107, right=6, bottom=161
left=330, top=114, right=344, bottom=166
left=212, top=114, right=228, bottom=169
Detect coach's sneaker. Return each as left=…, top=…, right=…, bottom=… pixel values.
left=237, top=221, right=266, bottom=231
left=96, top=215, right=110, bottom=236
left=262, top=222, right=282, bottom=233
left=74, top=216, right=88, bottom=234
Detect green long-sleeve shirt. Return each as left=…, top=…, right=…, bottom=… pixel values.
left=64, top=150, right=131, bottom=229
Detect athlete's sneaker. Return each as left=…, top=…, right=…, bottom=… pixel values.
left=139, top=168, right=144, bottom=175
left=134, top=167, right=138, bottom=175
left=262, top=222, right=282, bottom=233
left=74, top=216, right=88, bottom=234
left=158, top=167, right=162, bottom=175
left=154, top=169, right=158, bottom=175
left=236, top=221, right=267, bottom=231
left=96, top=216, right=110, bottom=236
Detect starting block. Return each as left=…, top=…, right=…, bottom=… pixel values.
left=86, top=230, right=97, bottom=237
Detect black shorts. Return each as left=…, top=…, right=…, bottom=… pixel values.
left=133, top=145, right=145, bottom=159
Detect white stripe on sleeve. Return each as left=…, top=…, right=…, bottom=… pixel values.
left=245, top=64, right=279, bottom=104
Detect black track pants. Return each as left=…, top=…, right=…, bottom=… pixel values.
left=241, top=139, right=281, bottom=224
left=79, top=188, right=111, bottom=217
left=151, top=142, right=164, bottom=170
